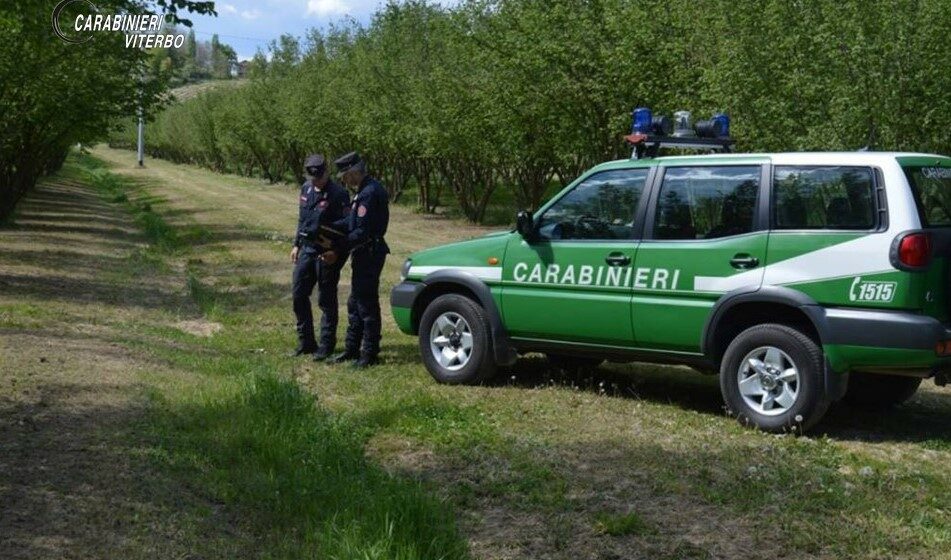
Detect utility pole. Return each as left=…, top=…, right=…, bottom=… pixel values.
left=137, top=103, right=144, bottom=167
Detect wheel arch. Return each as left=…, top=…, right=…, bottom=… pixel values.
left=705, top=285, right=849, bottom=404
left=413, top=270, right=518, bottom=366
left=703, top=286, right=830, bottom=368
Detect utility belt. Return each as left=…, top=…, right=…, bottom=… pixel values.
left=353, top=236, right=388, bottom=255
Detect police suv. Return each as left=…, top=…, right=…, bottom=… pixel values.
left=390, top=109, right=951, bottom=432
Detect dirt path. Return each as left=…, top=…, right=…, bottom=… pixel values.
left=0, top=176, right=242, bottom=558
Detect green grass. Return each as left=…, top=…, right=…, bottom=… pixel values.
left=67, top=154, right=471, bottom=560
left=593, top=511, right=651, bottom=536
left=150, top=373, right=468, bottom=560
left=0, top=302, right=55, bottom=329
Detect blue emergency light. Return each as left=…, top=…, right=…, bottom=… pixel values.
left=632, top=107, right=653, bottom=134
left=626, top=107, right=733, bottom=159
left=631, top=107, right=674, bottom=135
left=713, top=113, right=730, bottom=137
left=696, top=113, right=731, bottom=138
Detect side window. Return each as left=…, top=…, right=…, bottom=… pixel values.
left=652, top=166, right=760, bottom=240
left=535, top=169, right=648, bottom=240
left=773, top=166, right=875, bottom=230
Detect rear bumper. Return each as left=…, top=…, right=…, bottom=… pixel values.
left=824, top=307, right=951, bottom=349
left=819, top=307, right=951, bottom=374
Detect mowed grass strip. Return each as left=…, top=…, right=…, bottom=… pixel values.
left=72, top=153, right=470, bottom=560
left=91, top=145, right=951, bottom=560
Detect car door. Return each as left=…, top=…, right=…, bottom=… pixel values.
left=632, top=163, right=769, bottom=352
left=501, top=168, right=651, bottom=346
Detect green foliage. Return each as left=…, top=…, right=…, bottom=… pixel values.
left=149, top=26, right=239, bottom=85
left=0, top=0, right=215, bottom=220
left=109, top=0, right=951, bottom=223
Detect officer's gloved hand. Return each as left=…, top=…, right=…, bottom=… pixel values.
left=319, top=250, right=338, bottom=265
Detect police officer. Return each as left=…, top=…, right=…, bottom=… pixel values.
left=320, top=152, right=390, bottom=368
left=290, top=154, right=351, bottom=360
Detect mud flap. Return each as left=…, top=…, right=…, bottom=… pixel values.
left=824, top=358, right=850, bottom=403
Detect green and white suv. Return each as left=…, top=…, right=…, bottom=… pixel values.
left=391, top=151, right=951, bottom=432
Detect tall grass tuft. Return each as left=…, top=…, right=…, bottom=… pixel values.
left=154, top=373, right=469, bottom=559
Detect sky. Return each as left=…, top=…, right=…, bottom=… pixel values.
left=179, top=0, right=455, bottom=61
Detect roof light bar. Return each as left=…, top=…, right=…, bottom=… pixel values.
left=625, top=108, right=733, bottom=159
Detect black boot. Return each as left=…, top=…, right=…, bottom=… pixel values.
left=352, top=353, right=379, bottom=369
left=330, top=349, right=360, bottom=364
left=288, top=343, right=317, bottom=357
left=312, top=346, right=334, bottom=361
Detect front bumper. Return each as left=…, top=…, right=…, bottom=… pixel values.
left=390, top=280, right=425, bottom=334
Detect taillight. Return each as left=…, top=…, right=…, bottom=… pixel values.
left=894, top=232, right=932, bottom=270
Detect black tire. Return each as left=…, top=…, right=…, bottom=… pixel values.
left=418, top=294, right=496, bottom=384
left=545, top=353, right=603, bottom=372
left=844, top=372, right=921, bottom=408
left=720, top=324, right=830, bottom=433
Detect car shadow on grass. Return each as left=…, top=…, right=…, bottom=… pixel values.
left=817, top=396, right=951, bottom=446
left=490, top=355, right=727, bottom=415
left=384, top=343, right=951, bottom=444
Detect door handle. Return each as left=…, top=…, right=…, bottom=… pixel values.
left=730, top=254, right=760, bottom=269
left=605, top=253, right=631, bottom=266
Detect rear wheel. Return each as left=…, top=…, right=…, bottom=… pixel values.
left=418, top=294, right=496, bottom=384
left=844, top=372, right=921, bottom=408
left=720, top=324, right=829, bottom=433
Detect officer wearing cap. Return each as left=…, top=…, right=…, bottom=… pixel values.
left=290, top=153, right=351, bottom=359
left=319, top=152, right=390, bottom=368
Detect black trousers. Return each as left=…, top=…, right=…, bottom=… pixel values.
left=292, top=249, right=346, bottom=350
left=344, top=247, right=387, bottom=357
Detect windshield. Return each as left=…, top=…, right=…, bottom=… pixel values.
left=903, top=165, right=951, bottom=227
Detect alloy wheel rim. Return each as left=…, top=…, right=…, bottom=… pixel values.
left=429, top=312, right=473, bottom=371
left=736, top=346, right=800, bottom=416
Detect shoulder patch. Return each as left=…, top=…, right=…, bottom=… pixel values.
left=357, top=205, right=367, bottom=217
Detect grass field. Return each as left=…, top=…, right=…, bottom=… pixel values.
left=1, top=146, right=950, bottom=559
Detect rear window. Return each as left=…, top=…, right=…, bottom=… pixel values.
left=903, top=166, right=951, bottom=227
left=773, top=166, right=876, bottom=230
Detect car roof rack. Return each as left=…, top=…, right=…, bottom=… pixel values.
left=624, top=133, right=734, bottom=160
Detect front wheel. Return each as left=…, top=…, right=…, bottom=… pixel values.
left=418, top=294, right=496, bottom=384
left=720, top=324, right=829, bottom=433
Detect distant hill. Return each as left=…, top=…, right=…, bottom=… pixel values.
left=170, top=79, right=247, bottom=102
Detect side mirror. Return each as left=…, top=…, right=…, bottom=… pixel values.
left=516, top=210, right=535, bottom=240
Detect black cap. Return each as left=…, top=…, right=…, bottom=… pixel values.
left=303, top=153, right=326, bottom=176
left=334, top=151, right=363, bottom=177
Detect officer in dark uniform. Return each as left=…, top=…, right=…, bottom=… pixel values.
left=290, top=154, right=351, bottom=360
left=319, top=152, right=389, bottom=368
